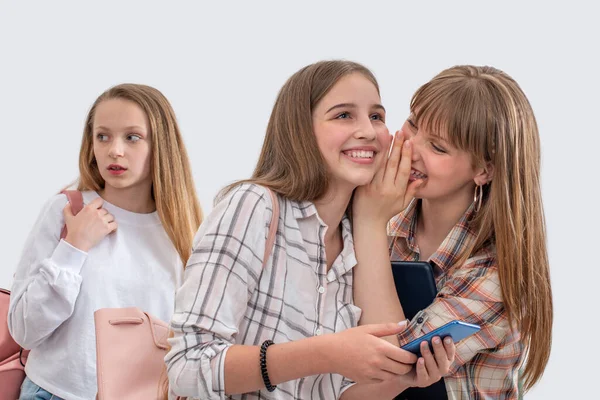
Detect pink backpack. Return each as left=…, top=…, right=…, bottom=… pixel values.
left=0, top=190, right=83, bottom=400
left=94, top=188, right=280, bottom=400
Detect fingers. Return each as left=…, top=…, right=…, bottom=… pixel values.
left=421, top=339, right=441, bottom=381
left=443, top=336, right=456, bottom=363
left=415, top=357, right=430, bottom=385
left=367, top=321, right=407, bottom=338
left=383, top=130, right=405, bottom=184
left=107, top=220, right=118, bottom=233
left=430, top=336, right=452, bottom=373
left=404, top=178, right=424, bottom=201
left=372, top=133, right=394, bottom=184
left=379, top=356, right=413, bottom=376
left=88, top=197, right=104, bottom=209
left=374, top=369, right=400, bottom=382
left=395, top=135, right=413, bottom=187
left=102, top=212, right=115, bottom=224
left=62, top=203, right=73, bottom=219
left=384, top=345, right=418, bottom=365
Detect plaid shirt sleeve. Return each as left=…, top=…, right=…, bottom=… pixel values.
left=396, top=257, right=511, bottom=375
left=165, top=184, right=271, bottom=400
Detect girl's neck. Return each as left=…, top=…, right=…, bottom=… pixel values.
left=416, top=187, right=474, bottom=259
left=99, top=183, right=156, bottom=214
left=313, top=183, right=353, bottom=242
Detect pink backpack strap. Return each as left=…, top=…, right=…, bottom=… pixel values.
left=262, top=188, right=279, bottom=269
left=59, top=190, right=84, bottom=240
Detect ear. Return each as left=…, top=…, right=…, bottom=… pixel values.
left=474, top=162, right=494, bottom=186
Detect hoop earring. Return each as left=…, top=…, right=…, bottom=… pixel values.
left=473, top=185, right=484, bottom=212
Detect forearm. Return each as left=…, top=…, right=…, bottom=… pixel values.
left=225, top=335, right=333, bottom=395
left=340, top=380, right=409, bottom=400
left=9, top=241, right=86, bottom=348
left=353, top=220, right=405, bottom=341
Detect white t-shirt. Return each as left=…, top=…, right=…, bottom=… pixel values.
left=8, top=191, right=183, bottom=400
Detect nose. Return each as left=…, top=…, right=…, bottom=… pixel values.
left=409, top=135, right=422, bottom=162
left=108, top=139, right=124, bottom=159
left=354, top=116, right=377, bottom=141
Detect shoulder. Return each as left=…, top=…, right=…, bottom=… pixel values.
left=443, top=244, right=502, bottom=302
left=217, top=183, right=278, bottom=216
left=39, top=192, right=70, bottom=219
left=36, top=190, right=97, bottom=228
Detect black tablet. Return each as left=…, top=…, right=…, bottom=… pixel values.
left=391, top=261, right=448, bottom=400
left=390, top=261, right=437, bottom=320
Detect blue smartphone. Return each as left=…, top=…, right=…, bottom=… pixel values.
left=401, top=320, right=481, bottom=356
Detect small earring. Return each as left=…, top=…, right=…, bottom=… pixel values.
left=473, top=185, right=484, bottom=212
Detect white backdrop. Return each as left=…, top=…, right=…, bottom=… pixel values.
left=1, top=1, right=597, bottom=398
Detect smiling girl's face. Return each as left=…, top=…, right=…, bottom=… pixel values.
left=403, top=115, right=487, bottom=203
left=312, top=72, right=390, bottom=192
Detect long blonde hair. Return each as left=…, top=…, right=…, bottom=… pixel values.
left=77, top=83, right=203, bottom=264
left=220, top=60, right=379, bottom=202
left=411, top=66, right=552, bottom=390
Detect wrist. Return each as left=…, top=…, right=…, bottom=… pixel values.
left=314, top=334, right=340, bottom=375
left=352, top=216, right=389, bottom=231
left=64, top=234, right=89, bottom=252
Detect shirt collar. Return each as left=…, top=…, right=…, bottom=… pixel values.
left=388, top=199, right=477, bottom=272
left=291, top=199, right=318, bottom=220
left=290, top=198, right=356, bottom=281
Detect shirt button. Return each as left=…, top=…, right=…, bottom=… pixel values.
left=318, top=286, right=325, bottom=294
left=417, top=317, right=424, bottom=324
left=315, top=328, right=322, bottom=335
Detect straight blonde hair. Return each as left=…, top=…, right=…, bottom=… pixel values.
left=77, top=83, right=203, bottom=264
left=411, top=65, right=552, bottom=391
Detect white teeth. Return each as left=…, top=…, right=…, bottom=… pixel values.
left=346, top=150, right=374, bottom=159
left=410, top=169, right=427, bottom=179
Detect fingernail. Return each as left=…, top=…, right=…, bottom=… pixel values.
left=433, top=337, right=441, bottom=344
left=397, top=320, right=408, bottom=328
left=396, top=130, right=401, bottom=139
left=444, top=337, right=452, bottom=344
left=404, top=141, right=411, bottom=148
left=419, top=358, right=425, bottom=365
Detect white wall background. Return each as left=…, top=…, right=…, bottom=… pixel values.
left=1, top=1, right=597, bottom=398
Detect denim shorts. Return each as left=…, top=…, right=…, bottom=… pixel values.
left=19, top=377, right=64, bottom=400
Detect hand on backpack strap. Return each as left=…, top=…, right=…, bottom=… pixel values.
left=63, top=197, right=117, bottom=252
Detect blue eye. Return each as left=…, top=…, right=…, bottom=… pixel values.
left=96, top=134, right=109, bottom=141
left=371, top=113, right=384, bottom=121
left=127, top=135, right=141, bottom=142
left=336, top=112, right=350, bottom=119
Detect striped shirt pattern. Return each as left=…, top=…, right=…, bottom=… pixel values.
left=389, top=199, right=523, bottom=400
left=166, top=184, right=359, bottom=400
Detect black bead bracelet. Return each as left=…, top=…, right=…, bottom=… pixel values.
left=260, top=339, right=276, bottom=392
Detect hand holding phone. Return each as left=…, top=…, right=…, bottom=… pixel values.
left=401, top=320, right=480, bottom=356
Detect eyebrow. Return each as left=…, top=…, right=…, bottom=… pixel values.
left=429, top=132, right=448, bottom=142
left=410, top=117, right=450, bottom=144
left=325, top=103, right=386, bottom=114
left=95, top=125, right=147, bottom=132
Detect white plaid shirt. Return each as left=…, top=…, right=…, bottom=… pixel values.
left=166, top=184, right=359, bottom=399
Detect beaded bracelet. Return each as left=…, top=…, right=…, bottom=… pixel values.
left=260, top=339, right=276, bottom=392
